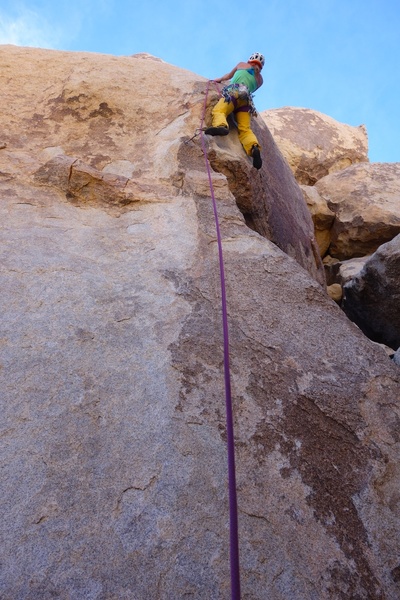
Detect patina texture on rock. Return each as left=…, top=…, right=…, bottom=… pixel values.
left=169, top=237, right=400, bottom=599
left=261, top=107, right=369, bottom=185
left=1, top=45, right=400, bottom=600
left=315, top=162, right=400, bottom=260
left=343, top=234, right=400, bottom=350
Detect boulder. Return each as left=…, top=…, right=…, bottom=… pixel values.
left=261, top=107, right=369, bottom=185
left=1, top=45, right=400, bottom=600
left=300, top=184, right=335, bottom=256
left=339, top=256, right=370, bottom=284
left=327, top=282, right=343, bottom=302
left=343, top=234, right=400, bottom=349
left=322, top=254, right=341, bottom=286
left=315, top=162, right=400, bottom=259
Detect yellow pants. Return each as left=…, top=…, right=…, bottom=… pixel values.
left=211, top=97, right=260, bottom=156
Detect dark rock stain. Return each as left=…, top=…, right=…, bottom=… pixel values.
left=47, top=92, right=121, bottom=125
left=280, top=395, right=384, bottom=598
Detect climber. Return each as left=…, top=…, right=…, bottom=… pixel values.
left=205, top=52, right=265, bottom=170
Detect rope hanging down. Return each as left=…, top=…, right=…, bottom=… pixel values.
left=199, top=80, right=241, bottom=600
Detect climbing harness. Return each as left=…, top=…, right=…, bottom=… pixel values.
left=221, top=83, right=258, bottom=115
left=198, top=79, right=241, bottom=600
left=184, top=81, right=257, bottom=146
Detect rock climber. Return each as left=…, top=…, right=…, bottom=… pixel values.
left=205, top=52, right=265, bottom=170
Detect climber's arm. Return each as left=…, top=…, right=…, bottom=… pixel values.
left=213, top=62, right=248, bottom=84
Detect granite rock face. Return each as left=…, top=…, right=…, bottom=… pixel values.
left=315, top=162, right=400, bottom=260
left=1, top=45, right=400, bottom=600
left=261, top=100, right=400, bottom=358
left=343, top=234, right=400, bottom=350
left=261, top=106, right=368, bottom=185
left=300, top=184, right=336, bottom=256
left=262, top=107, right=400, bottom=262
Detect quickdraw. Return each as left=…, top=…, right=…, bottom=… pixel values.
left=184, top=128, right=204, bottom=144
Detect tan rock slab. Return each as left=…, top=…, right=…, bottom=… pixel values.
left=1, top=44, right=399, bottom=600
left=315, top=162, right=400, bottom=259
left=261, top=106, right=368, bottom=185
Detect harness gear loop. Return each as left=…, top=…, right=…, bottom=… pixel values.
left=222, top=83, right=257, bottom=115
left=199, top=79, right=241, bottom=600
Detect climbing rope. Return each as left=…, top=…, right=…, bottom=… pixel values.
left=199, top=80, right=241, bottom=600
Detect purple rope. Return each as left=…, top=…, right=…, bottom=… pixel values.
left=199, top=80, right=241, bottom=600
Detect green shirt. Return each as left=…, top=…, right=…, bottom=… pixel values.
left=231, top=68, right=259, bottom=93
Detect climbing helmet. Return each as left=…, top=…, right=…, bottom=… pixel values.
left=248, top=52, right=265, bottom=69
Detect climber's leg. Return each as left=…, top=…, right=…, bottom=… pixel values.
left=235, top=106, right=260, bottom=156
left=210, top=98, right=235, bottom=130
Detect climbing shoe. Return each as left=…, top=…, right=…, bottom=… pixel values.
left=204, top=126, right=229, bottom=136
left=251, top=144, right=262, bottom=170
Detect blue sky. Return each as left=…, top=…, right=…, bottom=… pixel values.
left=1, top=0, right=399, bottom=163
